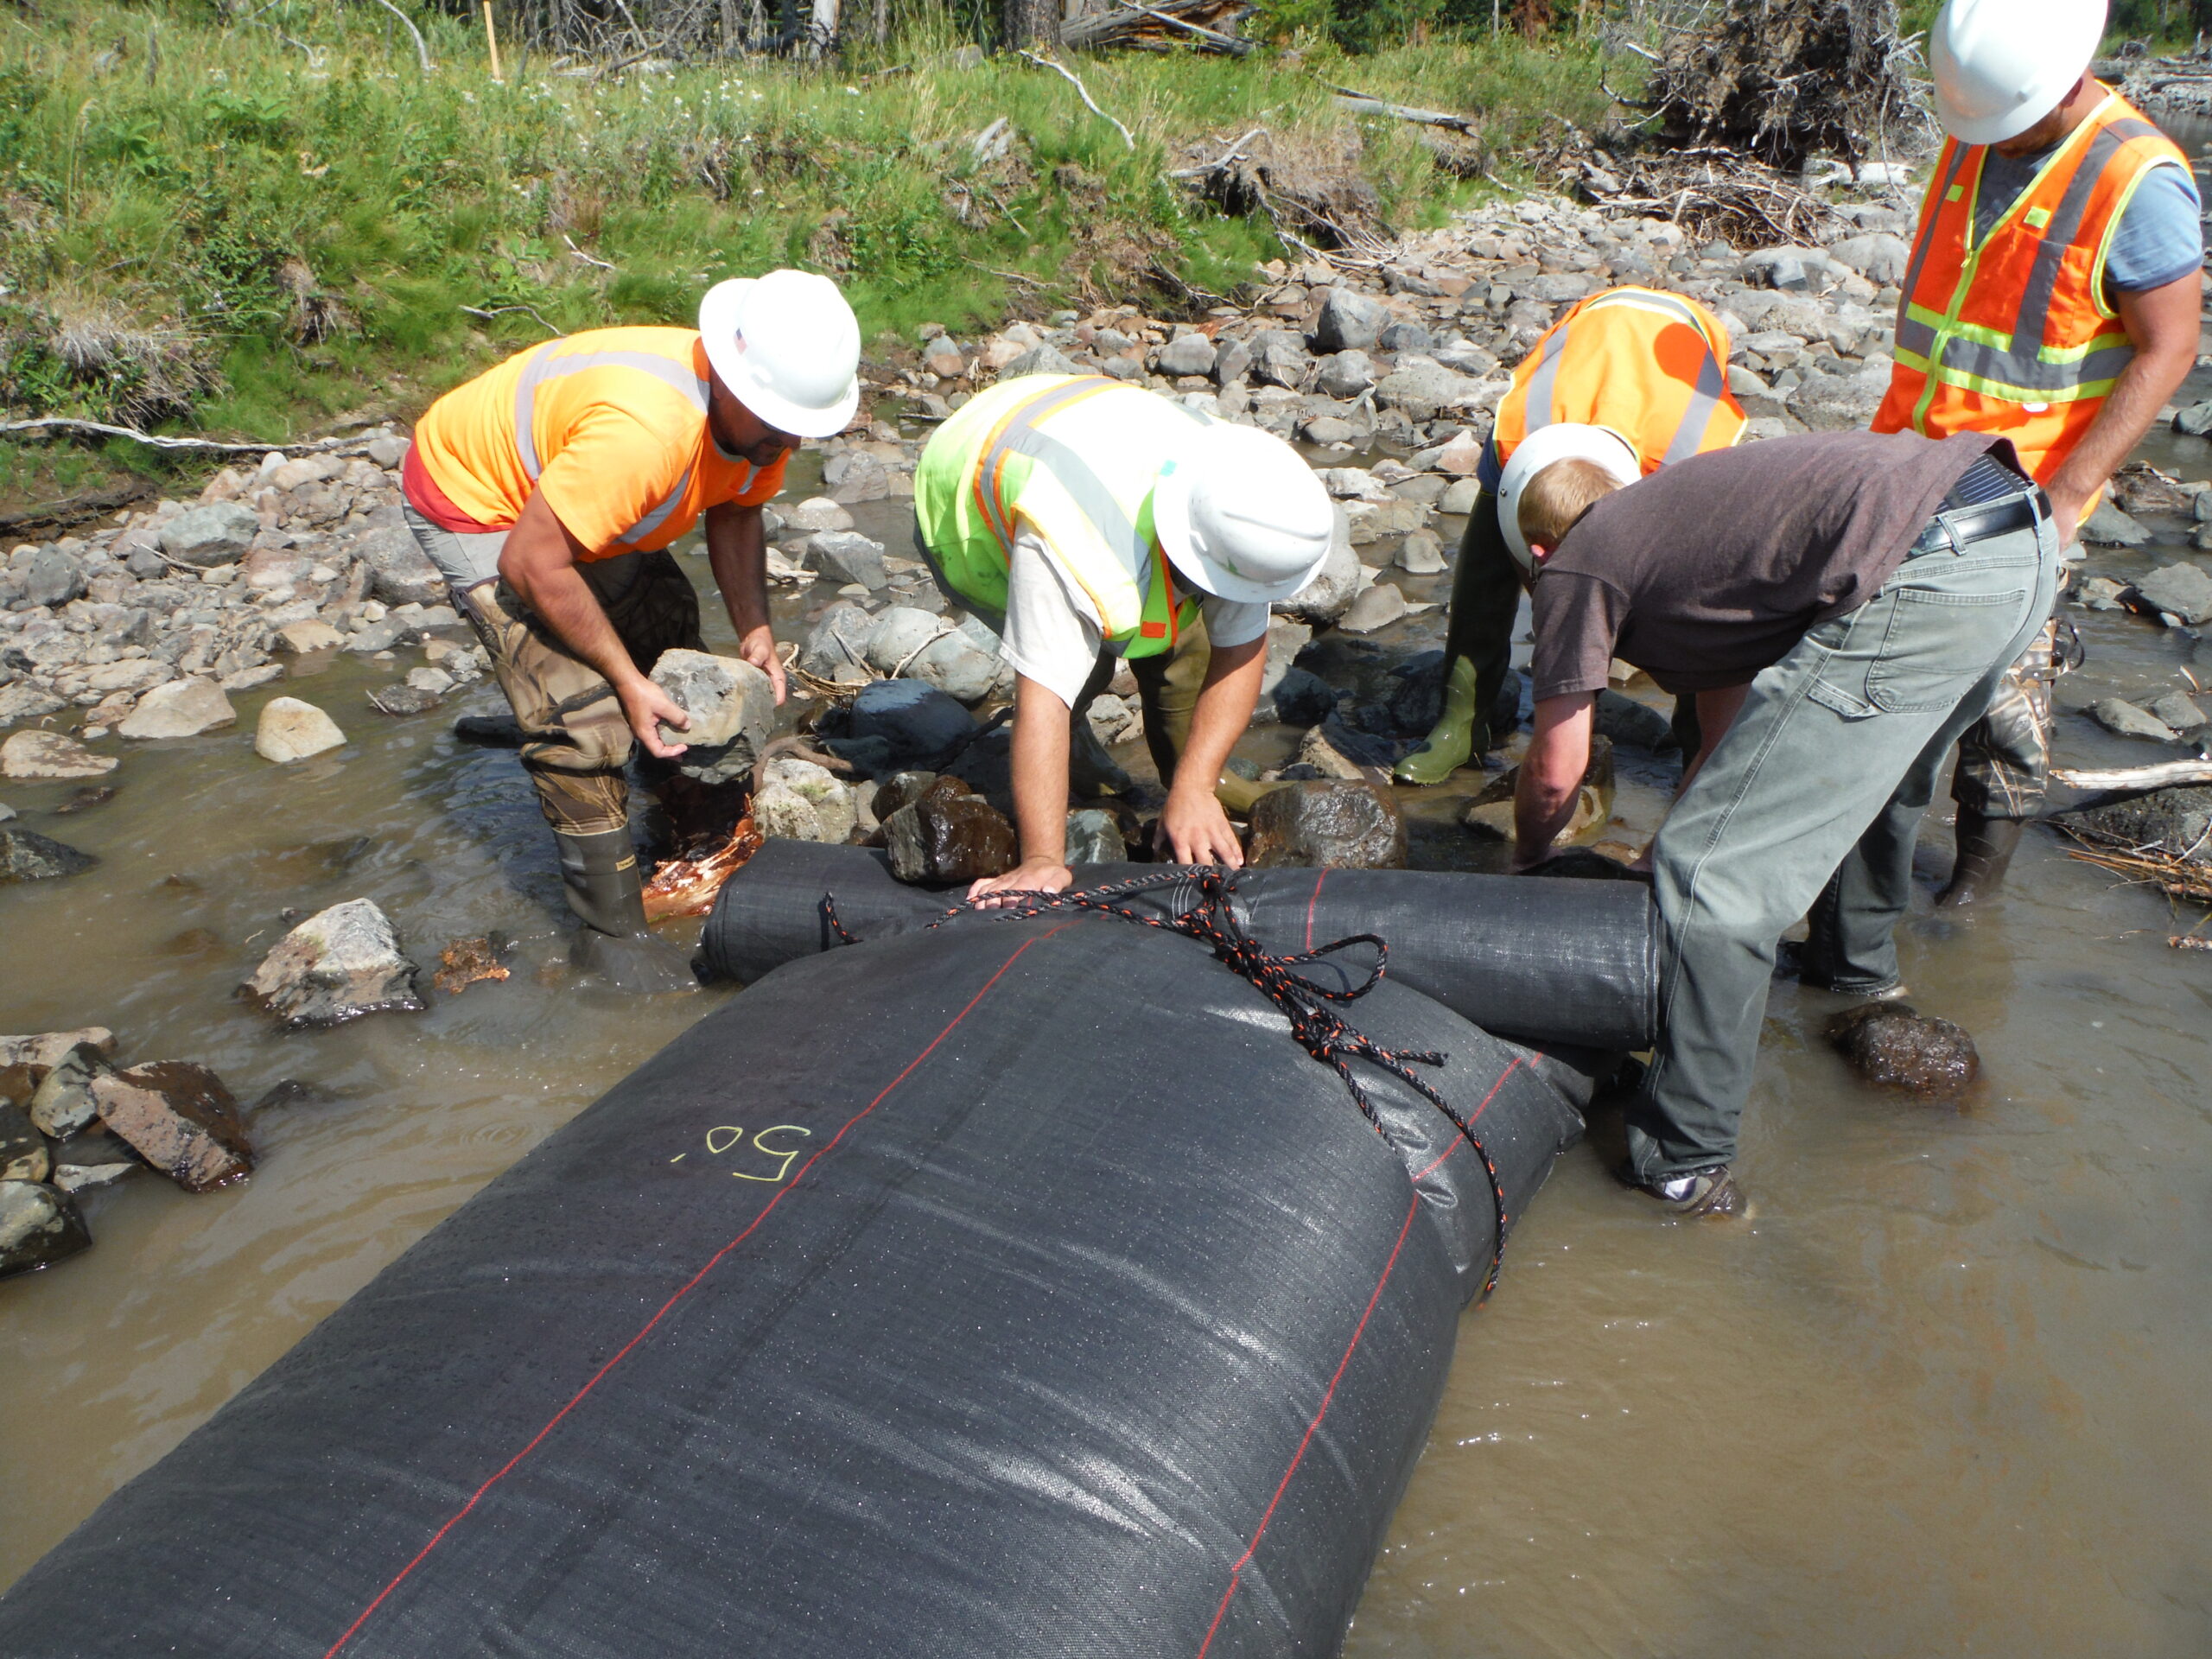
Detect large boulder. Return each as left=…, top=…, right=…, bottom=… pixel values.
left=2133, top=562, right=2212, bottom=624
left=255, top=697, right=346, bottom=764
left=863, top=608, right=948, bottom=677
left=91, top=1061, right=253, bottom=1192
left=0, top=1103, right=48, bottom=1184
left=1784, top=364, right=1891, bottom=432
left=0, top=826, right=95, bottom=881
left=848, top=678, right=976, bottom=766
left=1825, top=232, right=1911, bottom=285
left=650, top=650, right=775, bottom=787
left=1314, top=350, right=1376, bottom=399
left=909, top=629, right=1000, bottom=705
left=1372, top=364, right=1489, bottom=423
left=1, top=731, right=116, bottom=780
left=118, top=677, right=236, bottom=740
left=1244, top=779, right=1408, bottom=870
left=355, top=525, right=447, bottom=607
left=1309, top=287, right=1389, bottom=353
left=0, top=1181, right=91, bottom=1279
left=2081, top=501, right=2152, bottom=548
left=157, top=501, right=258, bottom=568
left=244, top=898, right=424, bottom=1027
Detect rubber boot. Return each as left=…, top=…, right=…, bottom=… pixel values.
left=1936, top=808, right=2024, bottom=909
left=556, top=828, right=696, bottom=993
left=1395, top=655, right=1480, bottom=785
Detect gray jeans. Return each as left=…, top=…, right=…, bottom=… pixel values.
left=1626, top=512, right=2058, bottom=1179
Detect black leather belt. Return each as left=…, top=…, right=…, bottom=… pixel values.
left=1908, top=480, right=2050, bottom=557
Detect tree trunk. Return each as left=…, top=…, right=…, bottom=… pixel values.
left=1004, top=0, right=1058, bottom=51
left=1515, top=0, right=1548, bottom=39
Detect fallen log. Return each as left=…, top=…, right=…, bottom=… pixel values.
left=2051, top=760, right=2212, bottom=792
left=1058, top=0, right=1249, bottom=53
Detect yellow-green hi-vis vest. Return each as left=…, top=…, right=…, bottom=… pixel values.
left=914, top=375, right=1204, bottom=658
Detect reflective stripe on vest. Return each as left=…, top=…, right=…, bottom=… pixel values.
left=1499, top=286, right=1741, bottom=473
left=1890, top=93, right=2187, bottom=431
left=512, top=345, right=712, bottom=481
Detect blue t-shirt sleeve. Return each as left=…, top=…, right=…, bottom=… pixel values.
left=2106, top=162, right=2205, bottom=293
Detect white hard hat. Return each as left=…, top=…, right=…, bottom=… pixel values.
left=1929, top=0, right=2106, bottom=147
left=1496, top=423, right=1639, bottom=573
left=697, top=270, right=861, bottom=438
left=1154, top=423, right=1334, bottom=604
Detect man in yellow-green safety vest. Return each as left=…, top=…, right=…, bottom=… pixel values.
left=914, top=375, right=1336, bottom=903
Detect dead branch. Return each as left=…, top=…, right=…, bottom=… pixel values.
left=2053, top=760, right=2212, bottom=792
left=1016, top=50, right=1135, bottom=150
left=461, top=302, right=565, bottom=335
left=1330, top=87, right=1478, bottom=134
left=364, top=0, right=434, bottom=74
left=0, top=416, right=385, bottom=456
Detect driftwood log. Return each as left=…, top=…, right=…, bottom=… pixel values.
left=1060, top=0, right=1250, bottom=54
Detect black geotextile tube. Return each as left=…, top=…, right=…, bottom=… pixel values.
left=697, top=840, right=1662, bottom=1052
left=0, top=915, right=1584, bottom=1659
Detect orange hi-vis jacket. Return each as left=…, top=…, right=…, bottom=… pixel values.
left=407, top=327, right=785, bottom=561
left=1492, top=286, right=1747, bottom=474
left=1873, top=87, right=2190, bottom=485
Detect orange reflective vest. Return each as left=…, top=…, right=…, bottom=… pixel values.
left=1493, top=286, right=1747, bottom=474
left=1873, top=88, right=2190, bottom=484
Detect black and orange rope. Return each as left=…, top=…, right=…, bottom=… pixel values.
left=822, top=869, right=1514, bottom=1299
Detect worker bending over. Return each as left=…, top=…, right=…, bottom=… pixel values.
left=1514, top=432, right=2056, bottom=1217
left=401, top=270, right=861, bottom=987
left=1395, top=285, right=1747, bottom=785
left=1866, top=0, right=2202, bottom=912
left=914, top=375, right=1334, bottom=902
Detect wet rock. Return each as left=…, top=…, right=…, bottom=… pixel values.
left=0, top=1102, right=48, bottom=1183
left=1246, top=779, right=1408, bottom=870
left=118, top=677, right=235, bottom=740
left=453, top=713, right=526, bottom=747
left=1268, top=667, right=1338, bottom=728
left=1826, top=1003, right=1980, bottom=1098
left=366, top=683, right=442, bottom=716
left=275, top=618, right=346, bottom=654
left=1277, top=508, right=1361, bottom=626
left=29, top=1042, right=111, bottom=1137
left=1315, top=350, right=1376, bottom=399
left=885, top=776, right=1018, bottom=885
left=2082, top=501, right=2152, bottom=548
left=0, top=826, right=96, bottom=881
left=760, top=756, right=857, bottom=843
left=50, top=1129, right=143, bottom=1195
left=872, top=770, right=940, bottom=821
left=0, top=1028, right=116, bottom=1079
left=1157, top=334, right=1217, bottom=377
left=1065, top=807, right=1127, bottom=864
left=2052, top=784, right=2212, bottom=863
left=158, top=502, right=258, bottom=568
left=2149, top=690, right=2207, bottom=732
left=799, top=602, right=876, bottom=684
left=650, top=649, right=774, bottom=786
left=2075, top=575, right=2130, bottom=611
left=784, top=497, right=856, bottom=534
left=2089, top=697, right=2179, bottom=741
left=2172, top=400, right=2212, bottom=437
left=1311, top=287, right=1388, bottom=353
left=1, top=730, right=117, bottom=780
left=1595, top=690, right=1678, bottom=753
left=405, top=667, right=456, bottom=701
left=245, top=898, right=424, bottom=1027
left=1302, top=414, right=1359, bottom=447
left=1338, top=580, right=1408, bottom=634
left=0, top=684, right=67, bottom=727
left=255, top=696, right=346, bottom=764
left=849, top=678, right=976, bottom=765
left=810, top=530, right=890, bottom=591
left=2133, top=562, right=2212, bottom=624
left=91, top=1061, right=253, bottom=1192
left=0, top=1181, right=91, bottom=1278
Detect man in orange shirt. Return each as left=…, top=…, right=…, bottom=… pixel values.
left=401, top=270, right=861, bottom=987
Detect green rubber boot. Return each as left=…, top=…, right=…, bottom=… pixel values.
left=1394, top=655, right=1481, bottom=786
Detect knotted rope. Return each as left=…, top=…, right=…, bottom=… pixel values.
left=823, top=868, right=1512, bottom=1296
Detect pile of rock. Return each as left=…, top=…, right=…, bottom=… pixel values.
left=0, top=1027, right=259, bottom=1279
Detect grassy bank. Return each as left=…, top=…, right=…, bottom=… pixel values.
left=0, top=0, right=1611, bottom=506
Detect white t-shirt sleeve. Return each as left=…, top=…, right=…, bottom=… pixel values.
left=999, top=526, right=1102, bottom=709
left=1201, top=595, right=1271, bottom=651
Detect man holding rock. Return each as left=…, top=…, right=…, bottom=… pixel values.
left=1868, top=0, right=2202, bottom=910
left=400, top=270, right=861, bottom=985
left=1395, top=286, right=1748, bottom=785
left=1513, top=430, right=2056, bottom=1217
left=912, top=374, right=1335, bottom=902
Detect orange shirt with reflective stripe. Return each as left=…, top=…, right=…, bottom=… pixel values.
left=410, top=327, right=786, bottom=561
left=1493, top=286, right=1746, bottom=474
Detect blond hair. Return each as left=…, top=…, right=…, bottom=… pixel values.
left=1518, top=457, right=1624, bottom=556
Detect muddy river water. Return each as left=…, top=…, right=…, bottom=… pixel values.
left=9, top=260, right=2212, bottom=1659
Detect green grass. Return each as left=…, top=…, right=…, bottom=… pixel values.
left=0, top=0, right=1611, bottom=505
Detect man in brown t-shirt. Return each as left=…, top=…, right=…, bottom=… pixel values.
left=1516, top=429, right=2056, bottom=1217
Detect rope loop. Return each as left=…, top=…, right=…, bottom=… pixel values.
left=821, top=868, right=1514, bottom=1299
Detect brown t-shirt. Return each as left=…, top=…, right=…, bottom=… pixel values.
left=1529, top=429, right=2009, bottom=700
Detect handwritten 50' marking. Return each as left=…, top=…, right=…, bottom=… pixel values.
left=669, top=1123, right=814, bottom=1184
